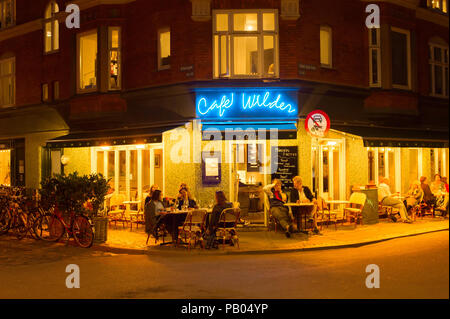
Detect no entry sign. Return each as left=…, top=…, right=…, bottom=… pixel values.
left=305, top=110, right=330, bottom=138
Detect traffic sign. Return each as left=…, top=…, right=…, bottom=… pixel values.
left=305, top=110, right=330, bottom=137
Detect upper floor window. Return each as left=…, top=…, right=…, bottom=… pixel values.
left=320, top=25, right=333, bottom=68
left=44, top=1, right=59, bottom=53
left=77, top=30, right=98, bottom=92
left=369, top=28, right=381, bottom=87
left=109, top=27, right=121, bottom=90
left=0, top=0, right=14, bottom=29
left=0, top=57, right=15, bottom=107
left=427, top=0, right=448, bottom=13
left=213, top=10, right=279, bottom=79
left=158, top=28, right=171, bottom=70
left=429, top=42, right=449, bottom=97
left=391, top=27, right=411, bottom=90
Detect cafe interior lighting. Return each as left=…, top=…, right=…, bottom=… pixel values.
left=327, top=141, right=337, bottom=146
left=135, top=144, right=146, bottom=149
left=101, top=146, right=111, bottom=151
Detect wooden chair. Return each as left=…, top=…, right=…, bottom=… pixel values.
left=317, top=197, right=345, bottom=230
left=434, top=193, right=449, bottom=218
left=177, top=209, right=207, bottom=250
left=107, top=194, right=127, bottom=228
left=146, top=222, right=167, bottom=245
left=216, top=208, right=241, bottom=249
left=264, top=193, right=279, bottom=232
left=344, top=192, right=367, bottom=228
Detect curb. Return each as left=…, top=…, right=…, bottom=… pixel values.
left=92, top=227, right=449, bottom=256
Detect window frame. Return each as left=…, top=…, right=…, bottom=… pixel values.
left=43, top=1, right=60, bottom=54
left=429, top=42, right=449, bottom=98
left=427, top=0, right=448, bottom=14
left=157, top=27, right=171, bottom=71
left=212, top=9, right=279, bottom=79
left=0, top=57, right=15, bottom=108
left=369, top=28, right=382, bottom=87
left=108, top=26, right=122, bottom=90
left=0, top=0, right=15, bottom=29
left=76, top=29, right=99, bottom=94
left=320, top=25, right=333, bottom=68
left=391, top=27, right=412, bottom=90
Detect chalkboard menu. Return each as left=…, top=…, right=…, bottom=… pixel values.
left=271, top=146, right=298, bottom=189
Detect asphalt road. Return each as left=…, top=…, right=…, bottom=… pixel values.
left=0, top=231, right=448, bottom=299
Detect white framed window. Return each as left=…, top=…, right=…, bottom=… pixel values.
left=369, top=28, right=381, bottom=87
left=391, top=27, right=411, bottom=90
left=320, top=25, right=332, bottom=68
left=213, top=10, right=279, bottom=79
left=108, top=27, right=121, bottom=90
left=77, top=30, right=98, bottom=93
left=44, top=1, right=59, bottom=53
left=158, top=28, right=171, bottom=70
left=429, top=42, right=449, bottom=97
left=42, top=83, right=49, bottom=102
left=0, top=57, right=15, bottom=107
left=0, top=0, right=15, bottom=29
left=427, top=0, right=448, bottom=13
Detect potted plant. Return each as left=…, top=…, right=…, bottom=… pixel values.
left=86, top=173, right=110, bottom=243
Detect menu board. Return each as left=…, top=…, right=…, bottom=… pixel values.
left=271, top=146, right=298, bottom=189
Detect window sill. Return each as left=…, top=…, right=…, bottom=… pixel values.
left=77, top=88, right=98, bottom=94
left=44, top=50, right=60, bottom=56
left=158, top=65, right=171, bottom=71
left=320, top=64, right=334, bottom=70
left=429, top=94, right=449, bottom=99
left=392, top=85, right=412, bottom=91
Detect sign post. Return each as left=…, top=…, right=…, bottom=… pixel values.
left=305, top=110, right=331, bottom=199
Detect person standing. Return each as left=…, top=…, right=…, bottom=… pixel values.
left=290, top=176, right=320, bottom=234
left=263, top=179, right=294, bottom=238
left=379, top=178, right=412, bottom=223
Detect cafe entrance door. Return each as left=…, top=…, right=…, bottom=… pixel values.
left=312, top=138, right=346, bottom=201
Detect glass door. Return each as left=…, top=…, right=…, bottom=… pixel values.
left=0, top=149, right=11, bottom=186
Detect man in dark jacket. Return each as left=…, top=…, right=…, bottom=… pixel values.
left=290, top=176, right=320, bottom=234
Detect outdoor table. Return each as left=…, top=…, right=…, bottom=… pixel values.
left=123, top=200, right=141, bottom=211
left=283, top=202, right=315, bottom=233
left=159, top=210, right=189, bottom=245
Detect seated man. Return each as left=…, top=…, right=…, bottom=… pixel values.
left=290, top=176, right=321, bottom=235
left=379, top=178, right=412, bottom=223
left=263, top=179, right=294, bottom=238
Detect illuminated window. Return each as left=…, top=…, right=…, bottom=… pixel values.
left=320, top=25, right=332, bottom=67
left=77, top=30, right=98, bottom=92
left=391, top=27, right=411, bottom=90
left=158, top=28, right=171, bottom=70
left=427, top=0, right=448, bottom=13
left=213, top=10, right=278, bottom=78
left=0, top=148, right=11, bottom=186
left=369, top=28, right=381, bottom=87
left=0, top=0, right=15, bottom=29
left=0, top=57, right=15, bottom=107
left=44, top=1, right=59, bottom=53
left=429, top=42, right=449, bottom=97
left=109, top=27, right=121, bottom=90
left=42, top=83, right=49, bottom=102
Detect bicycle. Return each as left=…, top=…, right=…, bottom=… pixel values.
left=35, top=206, right=94, bottom=248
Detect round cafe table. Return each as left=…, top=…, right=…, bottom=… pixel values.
left=159, top=210, right=189, bottom=245
left=283, top=202, right=315, bottom=233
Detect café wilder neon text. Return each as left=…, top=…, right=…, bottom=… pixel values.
left=197, top=92, right=296, bottom=118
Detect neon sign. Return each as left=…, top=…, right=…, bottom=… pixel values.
left=196, top=88, right=298, bottom=119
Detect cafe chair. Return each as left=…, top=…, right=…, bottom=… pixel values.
left=317, top=197, right=344, bottom=230
left=216, top=208, right=241, bottom=249
left=177, top=209, right=207, bottom=250
left=107, top=194, right=127, bottom=228
left=264, top=193, right=279, bottom=232
left=344, top=192, right=367, bottom=228
left=146, top=223, right=167, bottom=245
left=434, top=193, right=449, bottom=218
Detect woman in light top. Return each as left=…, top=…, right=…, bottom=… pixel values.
left=430, top=174, right=445, bottom=196
left=404, top=181, right=423, bottom=213
left=144, top=190, right=165, bottom=237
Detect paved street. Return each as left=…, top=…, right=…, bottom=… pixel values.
left=0, top=231, right=448, bottom=299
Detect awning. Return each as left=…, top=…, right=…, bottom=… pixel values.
left=202, top=122, right=297, bottom=140
left=332, top=124, right=449, bottom=148
left=46, top=125, right=183, bottom=148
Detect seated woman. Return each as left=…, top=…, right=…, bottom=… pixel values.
left=263, top=179, right=294, bottom=238
left=144, top=189, right=165, bottom=240
left=177, top=187, right=198, bottom=210
left=204, top=191, right=233, bottom=249
left=145, top=184, right=159, bottom=206
left=431, top=174, right=446, bottom=207
left=404, top=181, right=423, bottom=213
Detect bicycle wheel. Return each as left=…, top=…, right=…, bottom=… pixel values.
left=0, top=210, right=11, bottom=235
left=72, top=215, right=94, bottom=248
left=34, top=214, right=65, bottom=242
left=13, top=212, right=28, bottom=240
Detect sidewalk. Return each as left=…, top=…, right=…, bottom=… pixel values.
left=98, top=218, right=449, bottom=255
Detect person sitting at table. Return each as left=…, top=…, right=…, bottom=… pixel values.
left=145, top=184, right=159, bottom=206
left=430, top=174, right=446, bottom=207
left=403, top=180, right=423, bottom=214
left=204, top=191, right=233, bottom=249
left=263, top=179, right=294, bottom=238
left=442, top=177, right=449, bottom=193
left=144, top=190, right=165, bottom=241
left=379, top=178, right=412, bottom=223
left=290, top=176, right=320, bottom=235
left=177, top=187, right=198, bottom=210
left=177, top=183, right=192, bottom=200
left=420, top=176, right=436, bottom=207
